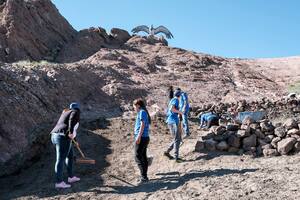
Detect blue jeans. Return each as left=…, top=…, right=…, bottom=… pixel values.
left=181, top=114, right=190, bottom=136
left=166, top=123, right=181, bottom=159
left=51, top=134, right=73, bottom=183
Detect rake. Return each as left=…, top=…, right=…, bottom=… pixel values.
left=72, top=139, right=96, bottom=165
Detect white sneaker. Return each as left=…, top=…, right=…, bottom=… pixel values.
left=55, top=181, right=71, bottom=189
left=68, top=176, right=80, bottom=183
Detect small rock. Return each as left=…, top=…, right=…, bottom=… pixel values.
left=290, top=134, right=300, bottom=140
left=277, top=137, right=297, bottom=155
left=261, top=144, right=273, bottom=149
left=237, top=130, right=250, bottom=138
left=271, top=137, right=281, bottom=148
left=264, top=135, right=274, bottom=143
left=287, top=129, right=300, bottom=135
left=283, top=118, right=298, bottom=130
left=249, top=123, right=259, bottom=130
left=260, top=121, right=275, bottom=132
left=293, top=142, right=300, bottom=152
left=263, top=148, right=279, bottom=157
left=274, top=127, right=286, bottom=138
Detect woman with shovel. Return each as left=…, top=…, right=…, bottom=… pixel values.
left=133, top=98, right=151, bottom=184
left=50, top=102, right=81, bottom=189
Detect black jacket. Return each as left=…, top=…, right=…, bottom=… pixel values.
left=51, top=108, right=80, bottom=136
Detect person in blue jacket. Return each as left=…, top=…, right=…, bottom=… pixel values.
left=199, top=111, right=219, bottom=129
left=164, top=89, right=184, bottom=163
left=133, top=98, right=151, bottom=184
left=178, top=89, right=190, bottom=138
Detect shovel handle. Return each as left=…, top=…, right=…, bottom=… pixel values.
left=71, top=139, right=86, bottom=158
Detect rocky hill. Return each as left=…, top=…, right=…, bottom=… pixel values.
left=0, top=0, right=299, bottom=180
left=0, top=0, right=130, bottom=63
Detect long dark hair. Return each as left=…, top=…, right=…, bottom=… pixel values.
left=134, top=98, right=151, bottom=124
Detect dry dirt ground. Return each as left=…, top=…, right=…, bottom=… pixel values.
left=1, top=117, right=300, bottom=200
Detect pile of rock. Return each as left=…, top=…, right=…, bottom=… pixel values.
left=195, top=118, right=300, bottom=157
left=192, top=97, right=300, bottom=120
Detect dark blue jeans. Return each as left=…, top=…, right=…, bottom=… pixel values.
left=51, top=134, right=73, bottom=183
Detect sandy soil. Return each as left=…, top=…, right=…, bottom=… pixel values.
left=1, top=117, right=300, bottom=200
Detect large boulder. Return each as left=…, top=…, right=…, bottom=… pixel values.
left=195, top=139, right=205, bottom=152
left=204, top=139, right=217, bottom=151
left=243, top=134, right=257, bottom=150
left=227, top=134, right=241, bottom=148
left=277, top=138, right=297, bottom=155
left=110, top=28, right=131, bottom=43
left=271, top=137, right=282, bottom=148
left=216, top=141, right=229, bottom=151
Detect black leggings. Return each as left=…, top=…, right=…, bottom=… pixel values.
left=134, top=137, right=150, bottom=179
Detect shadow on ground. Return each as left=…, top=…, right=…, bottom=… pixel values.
left=92, top=168, right=257, bottom=195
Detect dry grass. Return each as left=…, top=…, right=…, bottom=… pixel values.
left=288, top=81, right=300, bottom=94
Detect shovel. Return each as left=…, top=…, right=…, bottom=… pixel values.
left=72, top=139, right=96, bottom=165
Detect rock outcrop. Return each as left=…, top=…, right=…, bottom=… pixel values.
left=0, top=0, right=76, bottom=62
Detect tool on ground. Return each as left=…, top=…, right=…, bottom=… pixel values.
left=72, top=139, right=96, bottom=165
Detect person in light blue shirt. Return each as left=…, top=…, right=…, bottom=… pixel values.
left=199, top=112, right=219, bottom=129
left=164, top=89, right=184, bottom=162
left=178, top=89, right=190, bottom=138
left=133, top=98, right=151, bottom=184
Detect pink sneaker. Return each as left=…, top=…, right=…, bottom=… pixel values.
left=68, top=176, right=80, bottom=183
left=55, top=181, right=71, bottom=189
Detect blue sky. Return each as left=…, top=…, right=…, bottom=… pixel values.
left=52, top=0, right=300, bottom=58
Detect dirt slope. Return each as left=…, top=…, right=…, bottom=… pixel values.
left=1, top=118, right=300, bottom=200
